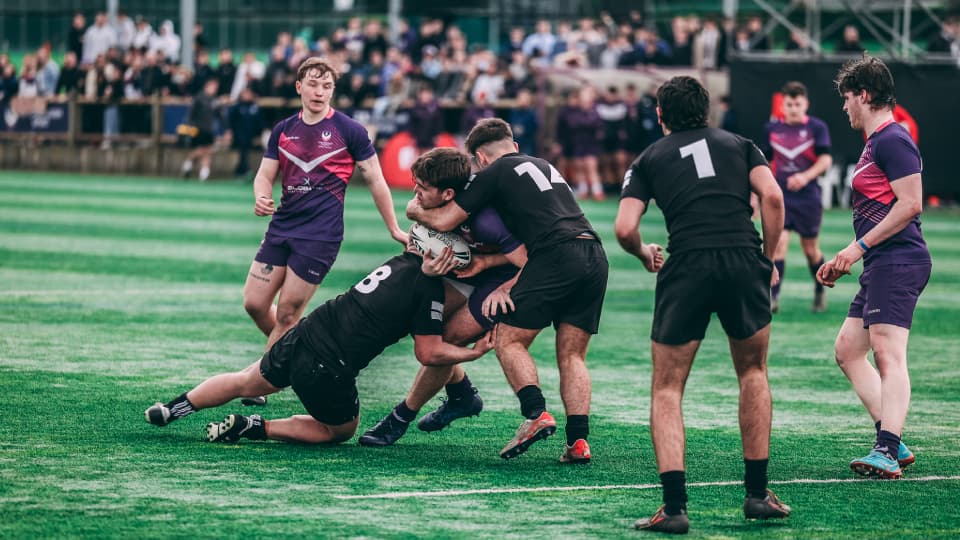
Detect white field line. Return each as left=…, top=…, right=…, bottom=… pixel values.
left=333, top=475, right=960, bottom=500
left=0, top=288, right=231, bottom=297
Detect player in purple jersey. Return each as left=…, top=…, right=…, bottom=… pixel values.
left=144, top=239, right=494, bottom=445
left=818, top=56, right=931, bottom=479
left=763, top=82, right=834, bottom=313
left=358, top=148, right=528, bottom=446
left=241, top=58, right=407, bottom=406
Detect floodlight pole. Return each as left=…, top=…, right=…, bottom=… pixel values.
left=388, top=0, right=402, bottom=45
left=181, top=0, right=196, bottom=71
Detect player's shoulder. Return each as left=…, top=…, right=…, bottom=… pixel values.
left=330, top=109, right=365, bottom=130
left=806, top=116, right=830, bottom=131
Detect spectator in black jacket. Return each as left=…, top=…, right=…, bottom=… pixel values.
left=228, top=87, right=264, bottom=178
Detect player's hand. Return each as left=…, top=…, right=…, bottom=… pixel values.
left=454, top=255, right=488, bottom=279
left=421, top=247, right=457, bottom=277
left=472, top=330, right=495, bottom=356
left=391, top=227, right=409, bottom=247
left=640, top=243, right=664, bottom=273
left=832, top=242, right=864, bottom=274
left=786, top=173, right=808, bottom=191
left=769, top=262, right=780, bottom=288
left=816, top=259, right=847, bottom=288
left=254, top=194, right=275, bottom=216
left=482, top=287, right=514, bottom=318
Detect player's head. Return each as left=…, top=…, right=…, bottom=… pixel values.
left=780, top=81, right=809, bottom=124
left=411, top=147, right=472, bottom=209
left=465, top=118, right=519, bottom=169
left=656, top=76, right=709, bottom=133
left=296, top=57, right=339, bottom=115
left=835, top=55, right=896, bottom=129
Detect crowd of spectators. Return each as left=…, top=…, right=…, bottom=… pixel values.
left=1, top=9, right=958, bottom=158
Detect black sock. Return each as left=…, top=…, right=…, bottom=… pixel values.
left=660, top=470, right=687, bottom=515
left=809, top=257, right=825, bottom=294
left=565, top=415, right=589, bottom=445
left=744, top=459, right=769, bottom=499
left=445, top=373, right=474, bottom=400
left=243, top=415, right=267, bottom=440
left=875, top=430, right=901, bottom=460
left=875, top=420, right=882, bottom=436
left=393, top=400, right=418, bottom=423
left=517, top=385, right=546, bottom=419
left=772, top=260, right=785, bottom=298
left=165, top=393, right=196, bottom=419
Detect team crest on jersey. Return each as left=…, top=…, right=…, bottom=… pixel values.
left=799, top=130, right=807, bottom=138
left=321, top=130, right=332, bottom=141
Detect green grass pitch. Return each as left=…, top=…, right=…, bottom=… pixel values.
left=1, top=171, right=959, bottom=538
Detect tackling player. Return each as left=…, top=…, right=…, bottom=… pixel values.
left=357, top=148, right=528, bottom=446
left=408, top=118, right=608, bottom=464
left=144, top=238, right=492, bottom=445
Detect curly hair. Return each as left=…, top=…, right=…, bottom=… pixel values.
left=410, top=147, right=472, bottom=192
left=834, top=55, right=896, bottom=111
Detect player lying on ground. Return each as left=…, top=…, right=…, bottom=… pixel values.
left=358, top=148, right=528, bottom=446
left=144, top=238, right=493, bottom=445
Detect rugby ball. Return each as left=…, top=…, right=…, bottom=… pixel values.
left=410, top=223, right=472, bottom=269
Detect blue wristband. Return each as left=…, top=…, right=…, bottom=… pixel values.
left=857, top=238, right=870, bottom=252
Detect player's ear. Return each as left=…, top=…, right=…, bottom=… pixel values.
left=440, top=188, right=455, bottom=202
left=295, top=80, right=302, bottom=96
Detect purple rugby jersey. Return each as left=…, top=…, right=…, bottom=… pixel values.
left=263, top=108, right=376, bottom=241
left=763, top=115, right=831, bottom=201
left=851, top=120, right=930, bottom=266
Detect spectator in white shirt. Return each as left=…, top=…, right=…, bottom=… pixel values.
left=231, top=52, right=266, bottom=100
left=132, top=16, right=154, bottom=52
left=150, top=20, right=181, bottom=64
left=522, top=20, right=557, bottom=62
left=82, top=13, right=117, bottom=65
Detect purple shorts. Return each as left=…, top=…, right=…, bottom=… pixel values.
left=848, top=263, right=931, bottom=329
left=254, top=233, right=341, bottom=285
left=783, top=190, right=823, bottom=238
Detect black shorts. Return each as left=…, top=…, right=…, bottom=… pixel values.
left=502, top=238, right=608, bottom=334
left=194, top=130, right=214, bottom=147
left=259, top=321, right=360, bottom=426
left=651, top=248, right=773, bottom=345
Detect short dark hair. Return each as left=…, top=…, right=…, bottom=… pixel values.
left=410, top=147, right=472, bottom=192
left=465, top=118, right=514, bottom=155
left=656, top=76, right=709, bottom=132
left=297, top=57, right=339, bottom=82
left=781, top=81, right=807, bottom=98
left=834, top=55, right=896, bottom=110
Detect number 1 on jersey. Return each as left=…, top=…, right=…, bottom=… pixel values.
left=514, top=162, right=570, bottom=192
left=679, top=139, right=716, bottom=179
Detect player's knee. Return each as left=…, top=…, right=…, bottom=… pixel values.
left=274, top=308, right=301, bottom=329
left=243, top=297, right=269, bottom=319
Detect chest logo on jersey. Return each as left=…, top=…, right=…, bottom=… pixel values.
left=321, top=130, right=332, bottom=141
left=279, top=146, right=346, bottom=173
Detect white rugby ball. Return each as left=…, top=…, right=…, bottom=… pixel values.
left=410, top=223, right=472, bottom=269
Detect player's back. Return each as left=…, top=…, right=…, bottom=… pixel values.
left=624, top=127, right=764, bottom=254
left=456, top=153, right=597, bottom=253
left=302, top=253, right=443, bottom=373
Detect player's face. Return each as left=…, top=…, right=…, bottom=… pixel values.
left=413, top=177, right=452, bottom=209
left=782, top=95, right=808, bottom=124
left=841, top=91, right=863, bottom=130
left=296, top=71, right=335, bottom=114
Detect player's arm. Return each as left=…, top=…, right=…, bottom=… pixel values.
left=355, top=154, right=408, bottom=246
left=252, top=158, right=280, bottom=216
left=413, top=332, right=494, bottom=366
left=788, top=151, right=833, bottom=191
left=614, top=198, right=663, bottom=273
left=830, top=173, right=923, bottom=274
left=749, top=164, right=785, bottom=284
left=406, top=198, right=469, bottom=233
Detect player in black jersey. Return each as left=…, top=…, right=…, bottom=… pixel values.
left=614, top=76, right=790, bottom=533
left=407, top=118, right=608, bottom=464
left=143, top=243, right=493, bottom=445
